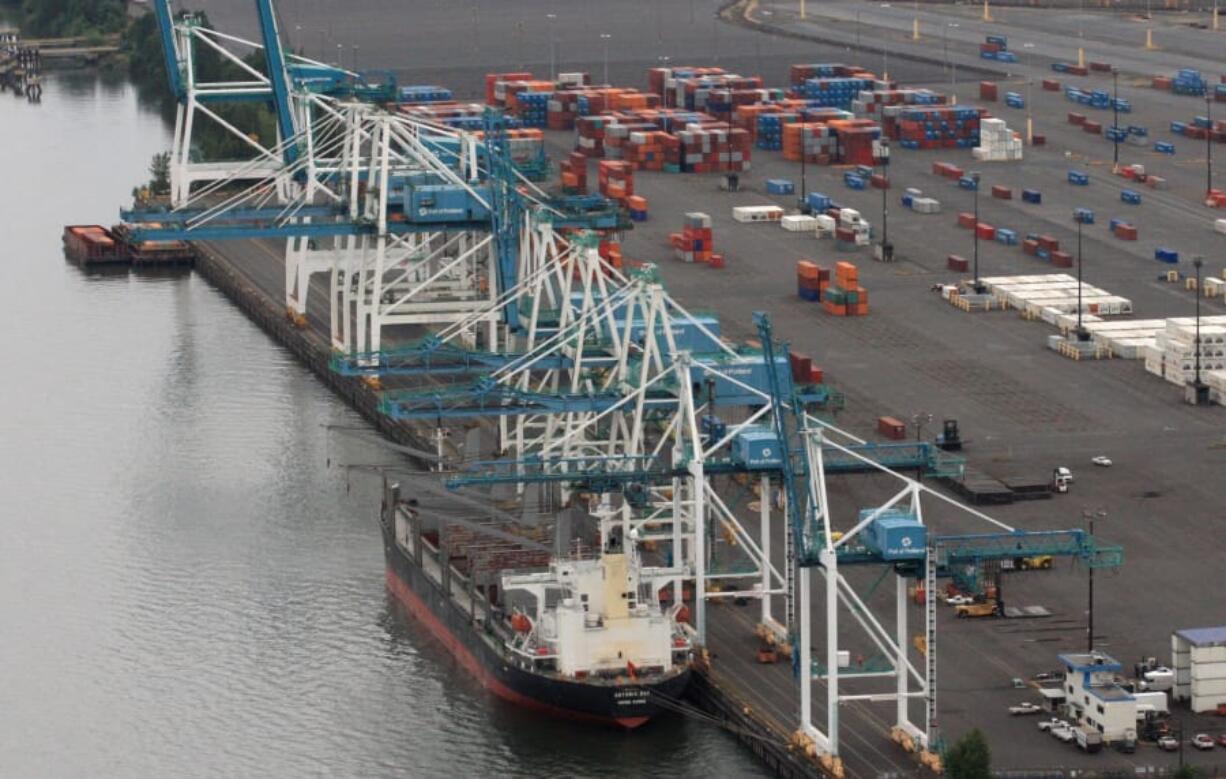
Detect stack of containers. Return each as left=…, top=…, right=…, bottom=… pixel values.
left=559, top=152, right=588, bottom=194
left=821, top=261, right=869, bottom=316
left=671, top=213, right=714, bottom=263
left=627, top=196, right=648, bottom=222
left=1144, top=322, right=1226, bottom=385
left=598, top=238, right=623, bottom=269
left=1171, top=69, right=1208, bottom=96
left=795, top=77, right=877, bottom=108
left=796, top=260, right=829, bottom=301
left=511, top=91, right=551, bottom=127
left=980, top=34, right=1015, bottom=62
left=782, top=122, right=838, bottom=162
left=676, top=126, right=752, bottom=172
left=831, top=119, right=883, bottom=165
left=788, top=63, right=879, bottom=87
left=598, top=160, right=634, bottom=203
left=885, top=106, right=982, bottom=149
left=624, top=130, right=673, bottom=171
left=973, top=117, right=1024, bottom=161
left=398, top=102, right=503, bottom=131
left=576, top=115, right=617, bottom=157
left=851, top=88, right=945, bottom=117
left=486, top=72, right=534, bottom=105
left=398, top=85, right=454, bottom=103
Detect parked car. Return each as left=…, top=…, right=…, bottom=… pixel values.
left=1091, top=455, right=1113, bottom=467
left=1052, top=726, right=1076, bottom=743
left=1192, top=733, right=1215, bottom=750
left=1158, top=735, right=1179, bottom=751
left=1037, top=718, right=1065, bottom=732
left=1009, top=702, right=1042, bottom=715
left=945, top=594, right=974, bottom=606
left=1218, top=733, right=1226, bottom=748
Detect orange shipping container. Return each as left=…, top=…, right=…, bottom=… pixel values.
left=796, top=260, right=820, bottom=278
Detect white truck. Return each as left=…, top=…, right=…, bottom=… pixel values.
left=1134, top=690, right=1169, bottom=717
left=1075, top=727, right=1103, bottom=753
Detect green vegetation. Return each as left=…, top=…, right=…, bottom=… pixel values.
left=19, top=0, right=125, bottom=38
left=124, top=9, right=278, bottom=161
left=944, top=728, right=991, bottom=779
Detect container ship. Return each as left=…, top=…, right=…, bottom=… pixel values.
left=379, top=481, right=693, bottom=729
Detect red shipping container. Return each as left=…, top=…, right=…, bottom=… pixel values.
left=1068, top=112, right=1086, bottom=126
left=975, top=223, right=996, bottom=240
left=1152, top=76, right=1172, bottom=90
left=1083, top=121, right=1102, bottom=134
left=991, top=185, right=1012, bottom=199
left=1114, top=223, right=1138, bottom=240
left=789, top=352, right=813, bottom=381
left=957, top=212, right=977, bottom=229
left=1089, top=61, right=1113, bottom=72
left=948, top=255, right=969, bottom=272
left=1038, top=235, right=1059, bottom=251
left=1022, top=239, right=1039, bottom=256
left=1051, top=250, right=1073, bottom=267
left=1042, top=79, right=1061, bottom=91
left=979, top=81, right=998, bottom=101
left=1067, top=65, right=1088, bottom=76
left=808, top=366, right=824, bottom=385
left=1032, top=134, right=1046, bottom=146
left=870, top=173, right=889, bottom=189
left=878, top=416, right=906, bottom=440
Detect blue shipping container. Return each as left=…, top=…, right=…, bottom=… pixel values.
left=861, top=510, right=927, bottom=561
left=733, top=427, right=783, bottom=469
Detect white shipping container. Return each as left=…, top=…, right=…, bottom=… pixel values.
left=732, top=205, right=783, bottom=223
left=912, top=197, right=941, bottom=214
left=1191, top=694, right=1226, bottom=713
left=781, top=214, right=818, bottom=232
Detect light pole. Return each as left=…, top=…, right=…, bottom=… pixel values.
left=1191, top=257, right=1209, bottom=404
left=1112, top=69, right=1120, bottom=172
left=877, top=140, right=892, bottom=261
left=1075, top=208, right=1088, bottom=340
left=600, top=33, right=611, bottom=85
left=1078, top=0, right=1085, bottom=69
left=912, top=412, right=933, bottom=481
left=1207, top=95, right=1214, bottom=197
left=546, top=13, right=557, bottom=81
left=1084, top=508, right=1105, bottom=653
left=1026, top=78, right=1033, bottom=145
left=970, top=171, right=982, bottom=291
left=944, top=23, right=960, bottom=103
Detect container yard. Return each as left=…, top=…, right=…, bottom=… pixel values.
left=56, top=0, right=1226, bottom=776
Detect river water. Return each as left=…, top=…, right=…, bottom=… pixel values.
left=0, top=66, right=764, bottom=778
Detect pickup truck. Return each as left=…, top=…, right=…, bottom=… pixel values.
left=1009, top=702, right=1042, bottom=715
left=955, top=600, right=1000, bottom=618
